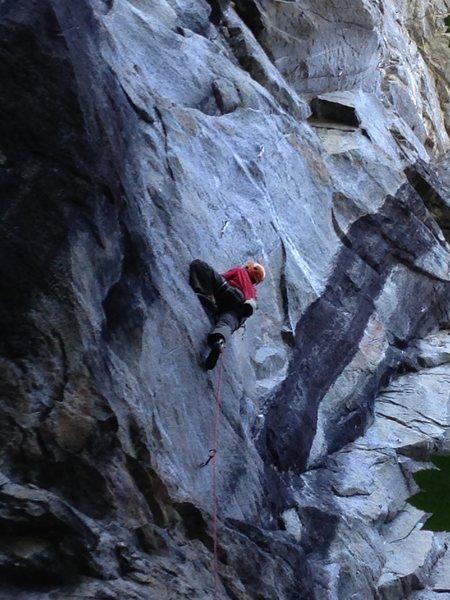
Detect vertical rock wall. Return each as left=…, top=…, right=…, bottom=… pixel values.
left=1, top=0, right=450, bottom=598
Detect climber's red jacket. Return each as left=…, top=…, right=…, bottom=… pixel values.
left=221, top=267, right=256, bottom=300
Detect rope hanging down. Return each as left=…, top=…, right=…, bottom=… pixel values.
left=212, top=350, right=224, bottom=600
left=199, top=348, right=225, bottom=600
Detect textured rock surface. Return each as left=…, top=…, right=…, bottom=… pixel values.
left=1, top=0, right=450, bottom=598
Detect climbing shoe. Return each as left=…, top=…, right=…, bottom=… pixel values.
left=205, top=339, right=225, bottom=370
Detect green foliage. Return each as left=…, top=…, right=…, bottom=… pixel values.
left=408, top=454, right=450, bottom=531
left=445, top=15, right=450, bottom=46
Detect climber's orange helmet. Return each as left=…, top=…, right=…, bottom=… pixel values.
left=244, top=261, right=266, bottom=285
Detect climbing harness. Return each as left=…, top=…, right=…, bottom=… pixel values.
left=199, top=348, right=225, bottom=600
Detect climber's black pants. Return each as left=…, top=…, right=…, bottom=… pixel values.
left=189, top=259, right=226, bottom=300
left=189, top=260, right=246, bottom=344
left=208, top=311, right=241, bottom=345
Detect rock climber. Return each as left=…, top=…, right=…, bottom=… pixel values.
left=189, top=259, right=266, bottom=369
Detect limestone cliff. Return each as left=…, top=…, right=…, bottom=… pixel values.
left=1, top=1, right=450, bottom=598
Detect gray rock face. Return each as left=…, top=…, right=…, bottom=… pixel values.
left=241, top=0, right=380, bottom=94
left=1, top=0, right=450, bottom=598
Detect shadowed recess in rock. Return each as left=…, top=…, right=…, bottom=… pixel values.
left=233, top=0, right=265, bottom=38
left=309, top=96, right=361, bottom=128
left=222, top=517, right=312, bottom=599
left=102, top=226, right=159, bottom=365
left=405, top=160, right=450, bottom=244
left=0, top=483, right=99, bottom=584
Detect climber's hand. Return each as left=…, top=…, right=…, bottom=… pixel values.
left=241, top=298, right=257, bottom=317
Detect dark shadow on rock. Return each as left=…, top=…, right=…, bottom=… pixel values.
left=309, top=96, right=361, bottom=128
left=0, top=3, right=97, bottom=352
left=223, top=517, right=312, bottom=599
left=405, top=159, right=450, bottom=244
left=205, top=0, right=230, bottom=25
left=233, top=0, right=265, bottom=38
left=261, top=180, right=450, bottom=504
left=102, top=226, right=159, bottom=366
left=0, top=482, right=101, bottom=584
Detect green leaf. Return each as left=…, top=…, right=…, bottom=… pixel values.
left=422, top=511, right=450, bottom=532
left=413, top=469, right=450, bottom=494
left=408, top=491, right=437, bottom=512
left=431, top=454, right=450, bottom=470
left=407, top=454, right=450, bottom=532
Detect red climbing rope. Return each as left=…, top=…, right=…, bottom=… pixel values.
left=198, top=349, right=225, bottom=598
left=212, top=349, right=224, bottom=600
